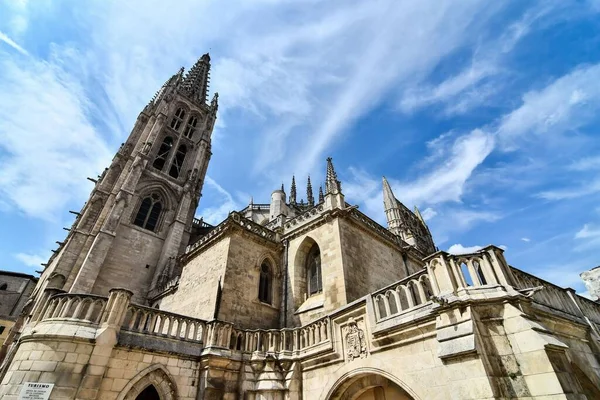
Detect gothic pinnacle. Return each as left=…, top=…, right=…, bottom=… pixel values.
left=307, top=175, right=315, bottom=206
left=180, top=53, right=211, bottom=104
left=325, top=157, right=342, bottom=194
left=289, top=176, right=297, bottom=205
left=319, top=186, right=324, bottom=203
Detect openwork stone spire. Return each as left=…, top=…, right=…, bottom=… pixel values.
left=307, top=176, right=315, bottom=206
left=414, top=206, right=426, bottom=225
left=289, top=176, right=297, bottom=205
left=180, top=53, right=211, bottom=104
left=318, top=186, right=324, bottom=203
left=325, top=157, right=342, bottom=194
left=148, top=68, right=184, bottom=107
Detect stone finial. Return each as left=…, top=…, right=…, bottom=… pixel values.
left=307, top=175, right=315, bottom=206
left=319, top=186, right=324, bottom=203
left=180, top=53, right=211, bottom=104
left=325, top=157, right=342, bottom=194
left=414, top=205, right=426, bottom=225
left=210, top=92, right=219, bottom=112
left=289, top=176, right=297, bottom=205
left=281, top=183, right=285, bottom=193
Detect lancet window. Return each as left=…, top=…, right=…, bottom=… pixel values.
left=170, top=107, right=186, bottom=131
left=133, top=193, right=162, bottom=232
left=184, top=115, right=198, bottom=138
left=306, top=243, right=322, bottom=295
left=258, top=261, right=272, bottom=304
left=168, top=145, right=187, bottom=178
left=152, top=136, right=173, bottom=171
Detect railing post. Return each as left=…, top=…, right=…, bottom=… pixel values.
left=102, top=288, right=133, bottom=328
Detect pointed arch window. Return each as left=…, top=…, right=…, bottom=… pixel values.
left=133, top=194, right=162, bottom=232
left=152, top=136, right=173, bottom=171
left=170, top=107, right=185, bottom=131
left=306, top=243, right=322, bottom=295
left=183, top=115, right=198, bottom=138
left=169, top=145, right=187, bottom=178
left=258, top=261, right=272, bottom=304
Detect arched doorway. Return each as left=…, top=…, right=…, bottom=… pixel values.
left=117, top=364, right=177, bottom=400
left=136, top=385, right=160, bottom=400
left=328, top=372, right=416, bottom=400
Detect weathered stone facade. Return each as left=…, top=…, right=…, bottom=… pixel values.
left=1, top=55, right=599, bottom=400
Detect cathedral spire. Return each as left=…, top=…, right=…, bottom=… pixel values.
left=382, top=176, right=436, bottom=255
left=318, top=186, right=324, bottom=203
left=179, top=53, right=211, bottom=104
left=325, top=157, right=342, bottom=194
left=414, top=205, right=426, bottom=225
left=307, top=176, right=315, bottom=206
left=289, top=176, right=297, bottom=205
left=382, top=176, right=397, bottom=211
left=148, top=68, right=184, bottom=108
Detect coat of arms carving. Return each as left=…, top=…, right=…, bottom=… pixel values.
left=345, top=318, right=367, bottom=361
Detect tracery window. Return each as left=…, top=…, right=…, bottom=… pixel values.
left=258, top=261, right=272, bottom=304
left=152, top=136, right=173, bottom=171
left=168, top=145, right=187, bottom=178
left=170, top=107, right=185, bottom=131
left=133, top=194, right=162, bottom=232
left=306, top=243, right=322, bottom=296
left=184, top=115, right=198, bottom=138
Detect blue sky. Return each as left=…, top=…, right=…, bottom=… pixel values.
left=1, top=0, right=599, bottom=295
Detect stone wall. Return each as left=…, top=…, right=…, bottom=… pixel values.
left=218, top=231, right=281, bottom=329
left=160, top=237, right=231, bottom=320
left=0, top=273, right=36, bottom=318
left=0, top=339, right=199, bottom=400
left=93, top=224, right=165, bottom=303
left=286, top=219, right=346, bottom=327
left=337, top=217, right=412, bottom=303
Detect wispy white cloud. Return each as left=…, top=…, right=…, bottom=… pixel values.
left=568, top=156, right=600, bottom=171
left=536, top=179, right=600, bottom=201
left=0, top=53, right=112, bottom=220
left=398, top=2, right=562, bottom=115
left=0, top=31, right=29, bottom=55
left=14, top=252, right=46, bottom=268
left=199, top=176, right=243, bottom=225
left=521, top=237, right=531, bottom=242
left=447, top=244, right=483, bottom=254
left=421, top=208, right=437, bottom=221
left=394, top=129, right=495, bottom=207
left=497, top=64, right=600, bottom=148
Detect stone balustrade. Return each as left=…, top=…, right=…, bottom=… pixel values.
left=371, top=269, right=433, bottom=321
left=229, top=316, right=331, bottom=354
left=32, top=293, right=107, bottom=325
left=425, top=246, right=515, bottom=297
left=122, top=304, right=208, bottom=343
left=31, top=291, right=332, bottom=358
left=511, top=267, right=581, bottom=316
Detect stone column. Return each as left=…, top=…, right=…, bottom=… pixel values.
left=76, top=288, right=132, bottom=400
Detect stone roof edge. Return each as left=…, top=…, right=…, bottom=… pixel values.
left=183, top=211, right=279, bottom=261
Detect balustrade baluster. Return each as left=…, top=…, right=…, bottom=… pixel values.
left=72, top=298, right=85, bottom=319
left=128, top=309, right=139, bottom=330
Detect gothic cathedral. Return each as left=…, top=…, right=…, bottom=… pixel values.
left=1, top=55, right=600, bottom=400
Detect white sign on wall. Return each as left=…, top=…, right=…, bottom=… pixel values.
left=17, top=382, right=54, bottom=400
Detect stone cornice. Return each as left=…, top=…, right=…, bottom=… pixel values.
left=183, top=212, right=279, bottom=262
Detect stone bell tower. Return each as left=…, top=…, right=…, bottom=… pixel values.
left=38, top=54, right=218, bottom=303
